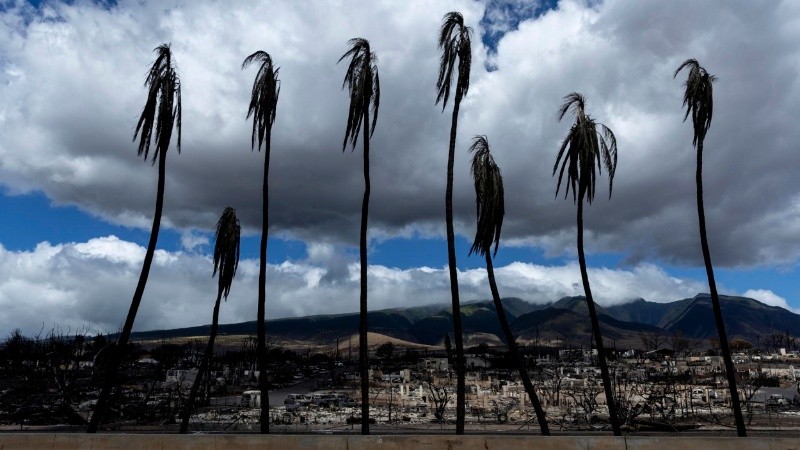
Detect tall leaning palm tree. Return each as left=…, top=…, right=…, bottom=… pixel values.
left=675, top=59, right=746, bottom=437
left=435, top=11, right=471, bottom=434
left=179, top=207, right=241, bottom=434
left=242, top=50, right=280, bottom=434
left=338, top=37, right=379, bottom=435
left=553, top=92, right=621, bottom=436
left=87, top=43, right=181, bottom=434
left=468, top=136, right=550, bottom=435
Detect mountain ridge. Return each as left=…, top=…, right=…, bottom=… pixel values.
left=128, top=294, right=800, bottom=347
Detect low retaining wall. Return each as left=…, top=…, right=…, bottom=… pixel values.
left=1, top=434, right=798, bottom=449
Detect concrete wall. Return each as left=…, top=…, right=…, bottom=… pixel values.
left=1, top=434, right=799, bottom=450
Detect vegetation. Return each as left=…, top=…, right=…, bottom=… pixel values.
left=553, top=92, right=621, bottom=435
left=87, top=43, right=182, bottom=434
left=179, top=207, right=241, bottom=434
left=468, top=135, right=549, bottom=435
left=338, top=37, right=380, bottom=435
left=436, top=11, right=472, bottom=434
left=242, top=49, right=281, bottom=434
left=675, top=58, right=746, bottom=437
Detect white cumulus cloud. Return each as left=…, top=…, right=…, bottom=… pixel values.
left=0, top=235, right=779, bottom=337
left=742, top=289, right=798, bottom=314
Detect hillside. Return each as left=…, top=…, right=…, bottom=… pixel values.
left=660, top=294, right=800, bottom=340
left=512, top=307, right=663, bottom=347
left=128, top=294, right=800, bottom=348
left=606, top=298, right=686, bottom=327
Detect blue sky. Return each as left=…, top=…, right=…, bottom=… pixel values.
left=1, top=0, right=799, bottom=334
left=3, top=188, right=797, bottom=306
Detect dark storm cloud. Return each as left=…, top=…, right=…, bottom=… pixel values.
left=1, top=0, right=799, bottom=270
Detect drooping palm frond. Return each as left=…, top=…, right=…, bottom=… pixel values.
left=468, top=136, right=504, bottom=258
left=674, top=58, right=715, bottom=146
left=436, top=11, right=472, bottom=109
left=242, top=51, right=280, bottom=152
left=338, top=38, right=380, bottom=151
left=553, top=92, right=617, bottom=204
left=134, top=43, right=182, bottom=164
left=213, top=207, right=241, bottom=299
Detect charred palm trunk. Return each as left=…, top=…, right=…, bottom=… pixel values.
left=485, top=254, right=549, bottom=435
left=359, top=104, right=372, bottom=435
left=576, top=187, right=621, bottom=436
left=87, top=149, right=167, bottom=433
left=179, top=287, right=223, bottom=434
left=446, top=89, right=466, bottom=434
left=696, top=139, right=746, bottom=436
left=257, top=129, right=272, bottom=434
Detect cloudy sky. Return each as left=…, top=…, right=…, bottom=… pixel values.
left=1, top=0, right=799, bottom=336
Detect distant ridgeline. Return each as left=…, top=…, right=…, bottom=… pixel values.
left=126, top=294, right=800, bottom=348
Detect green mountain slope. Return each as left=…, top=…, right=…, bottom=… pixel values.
left=127, top=294, right=800, bottom=347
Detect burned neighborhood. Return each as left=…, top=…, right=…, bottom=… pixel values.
left=3, top=311, right=800, bottom=434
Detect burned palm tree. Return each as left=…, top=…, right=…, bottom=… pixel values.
left=338, top=37, right=379, bottom=435
left=468, top=136, right=550, bottom=435
left=675, top=59, right=745, bottom=436
left=179, top=207, right=241, bottom=434
left=553, top=92, right=621, bottom=435
left=87, top=43, right=181, bottom=433
left=242, top=49, right=280, bottom=434
left=436, top=11, right=471, bottom=434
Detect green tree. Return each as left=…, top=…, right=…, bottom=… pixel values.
left=553, top=92, right=621, bottom=435
left=338, top=37, right=380, bottom=435
left=87, top=44, right=181, bottom=433
left=435, top=11, right=471, bottom=434
left=376, top=342, right=395, bottom=359
left=675, top=58, right=746, bottom=436
left=468, top=136, right=549, bottom=435
left=179, top=207, right=241, bottom=434
left=242, top=49, right=280, bottom=434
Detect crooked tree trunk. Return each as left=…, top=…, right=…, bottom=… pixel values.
left=359, top=106, right=372, bottom=435
left=446, top=89, right=466, bottom=435
left=87, top=149, right=167, bottom=433
left=485, top=254, right=550, bottom=435
left=179, top=287, right=223, bottom=434
left=257, top=128, right=272, bottom=434
left=696, top=139, right=747, bottom=437
left=576, top=189, right=621, bottom=436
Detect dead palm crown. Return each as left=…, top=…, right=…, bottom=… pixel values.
left=554, top=92, right=617, bottom=203
left=436, top=11, right=471, bottom=109
left=674, top=59, right=714, bottom=146
left=213, top=207, right=241, bottom=298
left=553, top=92, right=621, bottom=436
left=468, top=136, right=550, bottom=435
left=340, top=38, right=380, bottom=150
left=242, top=51, right=280, bottom=151
left=467, top=136, right=504, bottom=258
left=675, top=59, right=746, bottom=437
left=135, top=44, right=182, bottom=162
left=436, top=10, right=471, bottom=435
